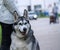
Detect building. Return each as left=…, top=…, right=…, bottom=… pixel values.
left=3, top=0, right=60, bottom=16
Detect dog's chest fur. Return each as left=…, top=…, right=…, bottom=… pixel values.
left=10, top=33, right=32, bottom=50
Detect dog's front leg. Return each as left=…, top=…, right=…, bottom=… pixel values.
left=10, top=46, right=18, bottom=50
left=10, top=47, right=14, bottom=50
left=10, top=44, right=17, bottom=50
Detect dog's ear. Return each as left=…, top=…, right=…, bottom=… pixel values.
left=13, top=11, right=19, bottom=22
left=23, top=9, right=28, bottom=19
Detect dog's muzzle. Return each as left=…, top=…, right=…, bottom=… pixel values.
left=23, top=28, right=27, bottom=32
left=19, top=28, right=27, bottom=35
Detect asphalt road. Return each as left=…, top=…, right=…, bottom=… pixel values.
left=30, top=18, right=60, bottom=50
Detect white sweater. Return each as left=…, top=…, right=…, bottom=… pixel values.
left=0, top=0, right=14, bottom=24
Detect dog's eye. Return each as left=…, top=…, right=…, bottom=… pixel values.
left=19, top=23, right=22, bottom=25
left=24, top=23, right=27, bottom=25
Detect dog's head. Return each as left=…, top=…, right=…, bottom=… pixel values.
left=13, top=10, right=31, bottom=38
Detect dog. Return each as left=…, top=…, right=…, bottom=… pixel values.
left=10, top=10, right=40, bottom=50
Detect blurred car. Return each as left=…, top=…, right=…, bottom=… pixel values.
left=28, top=11, right=38, bottom=20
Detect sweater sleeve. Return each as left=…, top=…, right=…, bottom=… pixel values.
left=3, top=0, right=16, bottom=13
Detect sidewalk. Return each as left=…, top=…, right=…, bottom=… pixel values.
left=30, top=18, right=60, bottom=50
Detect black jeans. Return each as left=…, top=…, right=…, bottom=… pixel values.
left=0, top=22, right=13, bottom=50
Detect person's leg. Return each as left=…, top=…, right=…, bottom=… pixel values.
left=55, top=13, right=58, bottom=22
left=1, top=23, right=13, bottom=50
left=55, top=13, right=58, bottom=23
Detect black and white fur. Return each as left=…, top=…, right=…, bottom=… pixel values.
left=10, top=10, right=40, bottom=50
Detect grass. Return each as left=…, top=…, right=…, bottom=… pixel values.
left=58, top=14, right=60, bottom=17
left=38, top=14, right=60, bottom=18
left=38, top=15, right=49, bottom=18
left=0, top=25, right=1, bottom=45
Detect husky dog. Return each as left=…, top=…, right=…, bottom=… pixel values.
left=10, top=10, right=40, bottom=50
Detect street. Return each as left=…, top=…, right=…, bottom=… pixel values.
left=30, top=18, right=60, bottom=50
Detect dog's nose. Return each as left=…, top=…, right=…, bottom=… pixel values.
left=23, top=28, right=27, bottom=32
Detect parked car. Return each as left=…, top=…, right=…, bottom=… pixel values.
left=28, top=11, right=38, bottom=20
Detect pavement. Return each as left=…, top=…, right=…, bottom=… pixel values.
left=30, top=18, right=60, bottom=50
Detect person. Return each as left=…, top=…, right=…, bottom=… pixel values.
left=0, top=0, right=14, bottom=50
left=52, top=3, right=58, bottom=23
left=0, top=0, right=15, bottom=50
